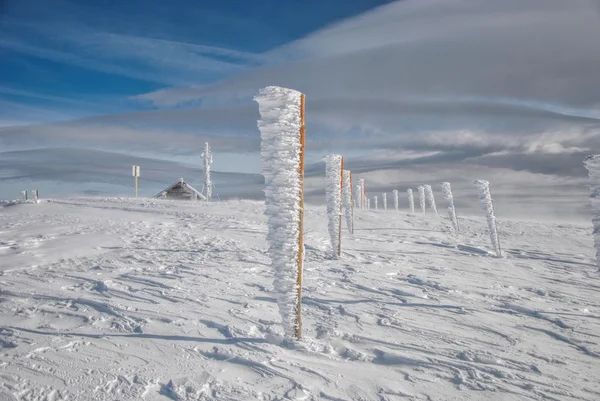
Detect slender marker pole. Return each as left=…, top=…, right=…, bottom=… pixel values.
left=295, top=93, right=306, bottom=340
left=338, top=157, right=344, bottom=257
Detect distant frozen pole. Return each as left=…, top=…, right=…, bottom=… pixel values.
left=255, top=86, right=306, bottom=340
left=424, top=185, right=438, bottom=215
left=474, top=180, right=501, bottom=257
left=31, top=189, right=39, bottom=202
left=418, top=186, right=426, bottom=214
left=359, top=179, right=366, bottom=209
left=367, top=198, right=371, bottom=210
left=343, top=170, right=354, bottom=234
left=202, top=142, right=213, bottom=201
left=441, top=182, right=459, bottom=236
left=21, top=190, right=27, bottom=201
left=324, top=154, right=344, bottom=258
left=407, top=189, right=415, bottom=213
left=584, top=155, right=600, bottom=271
left=354, top=185, right=362, bottom=209
left=374, top=196, right=378, bottom=210
left=393, top=190, right=399, bottom=212
left=382, top=193, right=387, bottom=210
left=132, top=165, right=140, bottom=198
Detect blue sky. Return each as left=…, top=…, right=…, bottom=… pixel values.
left=1, top=0, right=600, bottom=200
left=0, top=0, right=390, bottom=125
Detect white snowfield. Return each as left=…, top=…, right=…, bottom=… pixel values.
left=0, top=198, right=599, bottom=401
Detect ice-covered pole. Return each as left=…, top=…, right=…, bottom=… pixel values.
left=325, top=154, right=344, bottom=258
left=21, top=190, right=27, bottom=201
left=382, top=193, right=387, bottom=210
left=202, top=142, right=213, bottom=201
left=255, top=86, right=305, bottom=340
left=393, top=190, right=399, bottom=212
left=441, top=182, right=459, bottom=236
left=343, top=170, right=354, bottom=234
left=424, top=185, right=438, bottom=216
left=418, top=186, right=426, bottom=214
left=374, top=196, right=378, bottom=210
left=474, top=180, right=501, bottom=257
left=367, top=198, right=371, bottom=210
left=584, top=155, right=600, bottom=271
left=360, top=179, right=367, bottom=209
left=354, top=185, right=362, bottom=209
left=407, top=189, right=415, bottom=213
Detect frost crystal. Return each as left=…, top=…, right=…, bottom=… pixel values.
left=474, top=180, right=501, bottom=257
left=343, top=170, right=354, bottom=234
left=418, top=186, right=426, bottom=214
left=424, top=185, right=438, bottom=216
left=407, top=189, right=415, bottom=213
left=584, top=155, right=600, bottom=271
left=255, top=86, right=304, bottom=338
left=324, top=154, right=343, bottom=258
left=441, top=182, right=459, bottom=236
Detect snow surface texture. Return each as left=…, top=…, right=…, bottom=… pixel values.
left=408, top=188, right=415, bottom=213
left=475, top=180, right=502, bottom=258
left=1, top=197, right=599, bottom=401
left=418, top=186, right=426, bottom=214
left=202, top=142, right=213, bottom=201
left=425, top=185, right=438, bottom=216
left=441, top=182, right=459, bottom=236
left=374, top=196, right=378, bottom=210
left=583, top=155, right=600, bottom=271
left=382, top=193, right=387, bottom=211
left=342, top=170, right=354, bottom=235
left=393, top=190, right=399, bottom=212
left=324, top=154, right=343, bottom=258
left=255, top=86, right=303, bottom=339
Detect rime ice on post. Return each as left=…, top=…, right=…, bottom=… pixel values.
left=407, top=189, right=415, bottom=213
left=441, top=182, right=459, bottom=236
left=343, top=170, right=354, bottom=234
left=359, top=179, right=366, bottom=209
left=425, top=185, right=438, bottom=216
left=393, top=190, right=399, bottom=212
left=354, top=185, right=362, bottom=209
left=21, top=190, right=27, bottom=201
left=382, top=193, right=387, bottom=210
left=584, top=155, right=600, bottom=271
left=202, top=142, right=213, bottom=201
left=324, top=154, right=343, bottom=258
left=418, top=186, right=426, bottom=214
left=374, top=196, right=378, bottom=210
left=367, top=198, right=371, bottom=210
left=255, top=86, right=305, bottom=340
left=474, top=180, right=501, bottom=257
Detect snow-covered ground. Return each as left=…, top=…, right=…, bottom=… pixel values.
left=1, top=198, right=599, bottom=400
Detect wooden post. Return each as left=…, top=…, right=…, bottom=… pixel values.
left=338, top=157, right=344, bottom=257
left=295, top=93, right=306, bottom=340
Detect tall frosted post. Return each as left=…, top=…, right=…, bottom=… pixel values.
left=202, top=142, right=213, bottom=201
left=358, top=179, right=366, bottom=209
left=425, top=185, right=438, bottom=215
left=441, top=182, right=459, bottom=236
left=367, top=198, right=371, bottom=210
left=407, top=189, right=415, bottom=213
left=354, top=185, right=362, bottom=209
left=474, top=180, right=501, bottom=257
left=584, top=155, right=600, bottom=271
left=418, top=186, right=426, bottom=214
left=255, top=86, right=305, bottom=340
left=393, top=190, right=399, bottom=212
left=382, top=193, right=387, bottom=210
left=343, top=170, right=354, bottom=234
left=324, top=154, right=344, bottom=258
left=374, top=196, right=378, bottom=210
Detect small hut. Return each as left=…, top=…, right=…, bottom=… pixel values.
left=154, top=178, right=206, bottom=201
